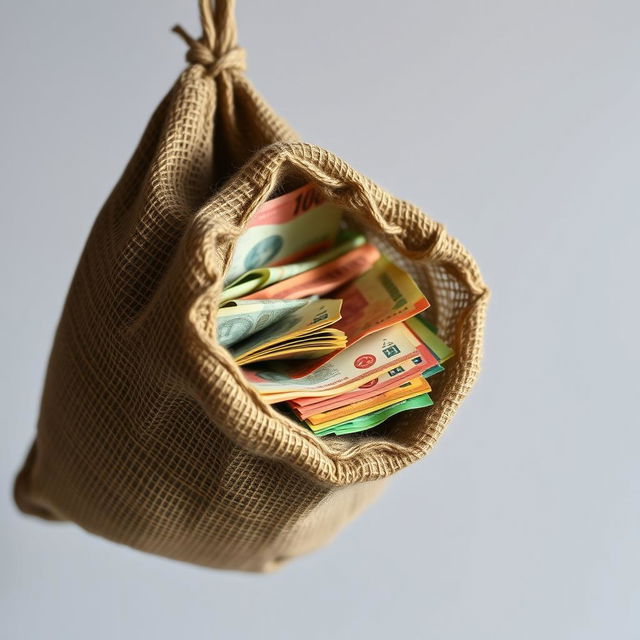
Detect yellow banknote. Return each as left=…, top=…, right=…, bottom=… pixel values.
left=304, top=375, right=431, bottom=429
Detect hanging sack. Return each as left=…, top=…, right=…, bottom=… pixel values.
left=14, top=0, right=489, bottom=572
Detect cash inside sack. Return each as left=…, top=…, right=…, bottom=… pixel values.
left=217, top=183, right=454, bottom=437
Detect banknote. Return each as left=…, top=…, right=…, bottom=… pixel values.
left=303, top=375, right=431, bottom=428
left=243, top=242, right=380, bottom=302
left=290, top=329, right=439, bottom=417
left=238, top=334, right=347, bottom=364
left=311, top=394, right=433, bottom=437
left=216, top=299, right=309, bottom=347
left=232, top=299, right=344, bottom=366
left=286, top=255, right=430, bottom=377
left=224, top=183, right=343, bottom=284
left=243, top=322, right=423, bottom=403
left=265, top=352, right=431, bottom=405
left=405, top=315, right=454, bottom=363
left=219, top=233, right=366, bottom=304
left=290, top=356, right=433, bottom=418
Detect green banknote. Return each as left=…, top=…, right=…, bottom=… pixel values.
left=312, top=393, right=433, bottom=437
left=406, top=315, right=454, bottom=363
left=220, top=232, right=365, bottom=304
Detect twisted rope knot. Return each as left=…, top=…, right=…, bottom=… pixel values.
left=186, top=42, right=246, bottom=76
left=173, top=25, right=246, bottom=77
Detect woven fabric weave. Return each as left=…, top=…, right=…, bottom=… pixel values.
left=14, top=0, right=488, bottom=571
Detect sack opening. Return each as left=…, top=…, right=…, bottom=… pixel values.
left=190, top=154, right=488, bottom=459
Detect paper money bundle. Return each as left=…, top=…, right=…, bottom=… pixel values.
left=217, top=183, right=454, bottom=436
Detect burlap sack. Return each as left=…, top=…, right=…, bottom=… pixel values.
left=14, top=0, right=488, bottom=572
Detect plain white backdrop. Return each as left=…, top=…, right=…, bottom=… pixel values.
left=2, top=1, right=638, bottom=638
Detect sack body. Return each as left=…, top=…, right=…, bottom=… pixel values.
left=14, top=0, right=488, bottom=571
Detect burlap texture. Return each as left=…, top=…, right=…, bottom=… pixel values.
left=14, top=0, right=488, bottom=572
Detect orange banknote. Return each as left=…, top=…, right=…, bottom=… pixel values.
left=243, top=243, right=380, bottom=301
left=289, top=256, right=430, bottom=377
left=302, top=375, right=431, bottom=428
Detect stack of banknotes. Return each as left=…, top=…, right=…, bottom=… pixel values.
left=217, top=183, right=454, bottom=437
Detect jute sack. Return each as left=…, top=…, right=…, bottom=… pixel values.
left=14, top=0, right=489, bottom=572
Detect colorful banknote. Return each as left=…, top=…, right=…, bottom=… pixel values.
left=290, top=344, right=437, bottom=418
left=243, top=243, right=380, bottom=301
left=243, top=322, right=423, bottom=404
left=312, top=394, right=434, bottom=437
left=303, top=375, right=431, bottom=428
left=231, top=299, right=345, bottom=366
left=289, top=356, right=427, bottom=419
left=220, top=232, right=366, bottom=304
left=286, top=255, right=430, bottom=376
left=224, top=183, right=343, bottom=284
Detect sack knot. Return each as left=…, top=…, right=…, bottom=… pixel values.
left=173, top=25, right=246, bottom=77
left=187, top=42, right=246, bottom=76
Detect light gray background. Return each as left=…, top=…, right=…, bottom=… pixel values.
left=1, top=1, right=638, bottom=638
